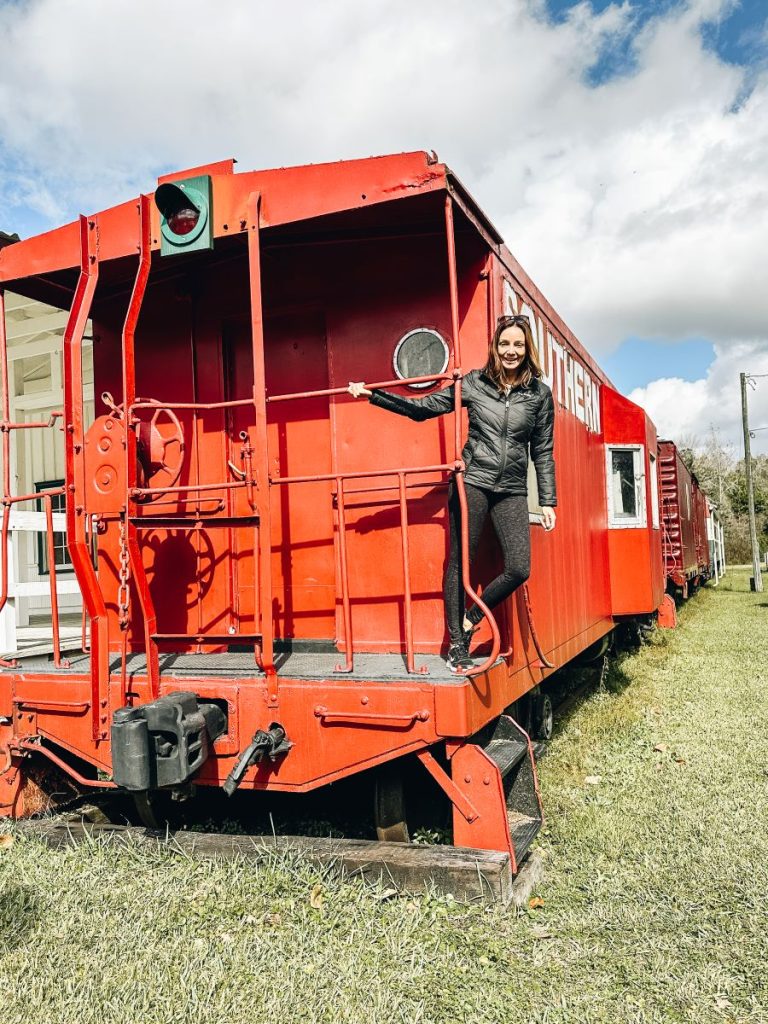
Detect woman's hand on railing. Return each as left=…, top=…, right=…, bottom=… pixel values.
left=347, top=382, right=372, bottom=398
left=541, top=506, right=556, bottom=531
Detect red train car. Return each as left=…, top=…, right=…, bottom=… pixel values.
left=0, top=153, right=686, bottom=868
left=659, top=440, right=711, bottom=596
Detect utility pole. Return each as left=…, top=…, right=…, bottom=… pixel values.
left=740, top=372, right=763, bottom=592
left=709, top=424, right=724, bottom=509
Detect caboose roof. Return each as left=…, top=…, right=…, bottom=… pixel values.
left=0, top=152, right=461, bottom=284
left=0, top=150, right=599, bottom=383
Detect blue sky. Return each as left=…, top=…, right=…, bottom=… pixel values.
left=603, top=337, right=715, bottom=392
left=0, top=0, right=766, bottom=450
left=546, top=0, right=767, bottom=76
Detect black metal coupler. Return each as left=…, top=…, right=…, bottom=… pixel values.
left=111, top=692, right=227, bottom=791
left=223, top=724, right=292, bottom=797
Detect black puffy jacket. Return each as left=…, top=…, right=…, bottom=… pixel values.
left=369, top=370, right=556, bottom=505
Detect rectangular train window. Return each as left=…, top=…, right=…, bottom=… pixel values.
left=605, top=445, right=646, bottom=528
left=35, top=480, right=72, bottom=575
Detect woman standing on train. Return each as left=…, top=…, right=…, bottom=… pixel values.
left=348, top=314, right=557, bottom=673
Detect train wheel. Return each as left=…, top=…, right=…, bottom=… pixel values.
left=509, top=693, right=533, bottom=735
left=374, top=762, right=410, bottom=843
left=532, top=692, right=554, bottom=741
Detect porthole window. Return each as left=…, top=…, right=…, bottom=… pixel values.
left=392, top=328, right=449, bottom=389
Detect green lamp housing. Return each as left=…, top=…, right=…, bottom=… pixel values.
left=155, top=175, right=214, bottom=257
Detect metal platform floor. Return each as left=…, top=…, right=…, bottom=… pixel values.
left=3, top=648, right=477, bottom=684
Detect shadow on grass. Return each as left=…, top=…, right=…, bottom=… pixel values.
left=546, top=646, right=639, bottom=742
left=603, top=656, right=634, bottom=694
left=0, top=884, right=39, bottom=951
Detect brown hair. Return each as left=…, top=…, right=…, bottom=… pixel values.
left=484, top=314, right=542, bottom=390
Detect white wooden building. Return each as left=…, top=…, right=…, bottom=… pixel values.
left=0, top=291, right=94, bottom=654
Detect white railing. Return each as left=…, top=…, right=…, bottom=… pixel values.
left=0, top=509, right=81, bottom=654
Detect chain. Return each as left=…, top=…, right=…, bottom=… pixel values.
left=117, top=517, right=130, bottom=629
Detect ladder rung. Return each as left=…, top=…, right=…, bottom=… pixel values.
left=151, top=633, right=262, bottom=643
left=130, top=515, right=259, bottom=529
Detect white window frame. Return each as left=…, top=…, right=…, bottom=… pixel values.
left=606, top=444, right=647, bottom=529
left=649, top=452, right=660, bottom=530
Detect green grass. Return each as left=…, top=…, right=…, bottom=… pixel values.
left=2, top=569, right=767, bottom=1023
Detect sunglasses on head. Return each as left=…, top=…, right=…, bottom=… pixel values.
left=498, top=314, right=530, bottom=326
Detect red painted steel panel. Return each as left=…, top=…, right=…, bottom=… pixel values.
left=602, top=388, right=664, bottom=615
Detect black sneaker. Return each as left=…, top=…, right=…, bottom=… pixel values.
left=446, top=641, right=473, bottom=674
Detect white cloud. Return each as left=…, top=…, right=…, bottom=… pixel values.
left=629, top=342, right=768, bottom=455
left=0, top=0, right=766, bottom=446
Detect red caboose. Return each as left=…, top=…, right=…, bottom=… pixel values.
left=659, top=439, right=711, bottom=596
left=0, top=153, right=673, bottom=868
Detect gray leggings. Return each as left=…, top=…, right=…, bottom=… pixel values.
left=444, top=482, right=531, bottom=642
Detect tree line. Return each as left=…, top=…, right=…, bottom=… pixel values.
left=677, top=434, right=767, bottom=564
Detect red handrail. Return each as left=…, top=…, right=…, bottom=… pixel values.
left=444, top=194, right=500, bottom=677
left=62, top=216, right=109, bottom=741
left=13, top=738, right=117, bottom=789
left=43, top=495, right=63, bottom=668
left=335, top=476, right=354, bottom=672
left=121, top=194, right=160, bottom=699
left=266, top=372, right=454, bottom=404
left=1, top=411, right=63, bottom=430
left=398, top=472, right=417, bottom=673
left=131, top=397, right=253, bottom=412
left=246, top=191, right=278, bottom=703
left=272, top=462, right=457, bottom=486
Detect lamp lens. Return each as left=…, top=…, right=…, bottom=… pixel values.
left=168, top=206, right=200, bottom=236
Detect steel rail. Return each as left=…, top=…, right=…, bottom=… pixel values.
left=444, top=196, right=464, bottom=462
left=246, top=191, right=278, bottom=702
left=269, top=463, right=457, bottom=675
left=271, top=463, right=457, bottom=486
left=131, top=397, right=253, bottom=412
left=0, top=487, right=66, bottom=505
left=63, top=216, right=109, bottom=741
left=266, top=372, right=454, bottom=403
left=519, top=584, right=554, bottom=669
left=335, top=476, right=354, bottom=672
left=340, top=477, right=447, bottom=498
left=43, top=495, right=63, bottom=668
left=0, top=412, right=63, bottom=430
left=127, top=373, right=453, bottom=412
left=121, top=194, right=159, bottom=699
left=130, top=478, right=246, bottom=499
left=398, top=472, right=417, bottom=673
left=13, top=738, right=117, bottom=789
left=444, top=195, right=500, bottom=678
